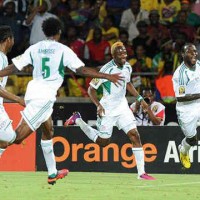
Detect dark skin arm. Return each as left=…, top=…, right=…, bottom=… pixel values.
left=88, top=85, right=105, bottom=117
left=176, top=94, right=200, bottom=102
left=0, top=64, right=18, bottom=77
left=76, top=66, right=123, bottom=86
left=126, top=82, right=149, bottom=110
left=0, top=86, right=25, bottom=106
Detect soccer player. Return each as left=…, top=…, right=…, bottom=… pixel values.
left=172, top=43, right=199, bottom=169
left=0, top=18, right=123, bottom=185
left=65, top=42, right=155, bottom=180
left=0, top=26, right=25, bottom=156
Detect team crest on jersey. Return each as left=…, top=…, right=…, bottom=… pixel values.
left=91, top=78, right=100, bottom=86
left=179, top=86, right=185, bottom=95
left=152, top=105, right=158, bottom=113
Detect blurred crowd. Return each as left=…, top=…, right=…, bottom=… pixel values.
left=0, top=0, right=200, bottom=103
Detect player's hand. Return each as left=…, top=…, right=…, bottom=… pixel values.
left=106, top=73, right=124, bottom=86
left=18, top=97, right=25, bottom=107
left=97, top=104, right=105, bottom=117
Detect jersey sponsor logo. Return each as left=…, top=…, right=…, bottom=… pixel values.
left=91, top=78, right=100, bottom=86
left=152, top=105, right=158, bottom=113
left=179, top=86, right=185, bottom=95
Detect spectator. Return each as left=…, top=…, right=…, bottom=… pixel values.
left=25, top=0, right=57, bottom=45
left=171, top=10, right=196, bottom=42
left=140, top=0, right=159, bottom=11
left=152, top=38, right=179, bottom=73
left=180, top=0, right=200, bottom=27
left=84, top=27, right=111, bottom=67
left=120, top=0, right=149, bottom=42
left=155, top=61, right=176, bottom=103
left=147, top=9, right=170, bottom=48
left=119, top=30, right=134, bottom=59
left=191, top=0, right=200, bottom=16
left=106, top=0, right=131, bottom=26
left=0, top=0, right=28, bottom=59
left=86, top=15, right=119, bottom=45
left=158, top=0, right=181, bottom=25
left=132, top=20, right=158, bottom=58
left=66, top=26, right=85, bottom=59
left=129, top=44, right=152, bottom=92
left=130, top=88, right=166, bottom=126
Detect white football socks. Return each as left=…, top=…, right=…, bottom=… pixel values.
left=180, top=138, right=191, bottom=155
left=0, top=148, right=5, bottom=157
left=76, top=118, right=98, bottom=142
left=132, top=147, right=145, bottom=176
left=41, top=139, right=57, bottom=176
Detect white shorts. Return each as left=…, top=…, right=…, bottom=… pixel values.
left=176, top=99, right=200, bottom=138
left=21, top=100, right=54, bottom=131
left=0, top=105, right=16, bottom=143
left=96, top=108, right=137, bottom=139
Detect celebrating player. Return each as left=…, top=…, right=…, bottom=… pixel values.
left=172, top=43, right=199, bottom=169
left=65, top=42, right=155, bottom=180
left=0, top=18, right=123, bottom=184
left=0, top=26, right=25, bottom=155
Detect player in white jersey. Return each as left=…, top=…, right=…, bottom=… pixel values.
left=172, top=43, right=199, bottom=169
left=0, top=18, right=123, bottom=185
left=0, top=26, right=25, bottom=156
left=130, top=89, right=165, bottom=126
left=65, top=42, right=155, bottom=180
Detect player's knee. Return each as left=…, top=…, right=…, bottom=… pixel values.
left=186, top=136, right=197, bottom=146
left=97, top=137, right=110, bottom=147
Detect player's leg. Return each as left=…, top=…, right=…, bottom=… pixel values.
left=65, top=112, right=113, bottom=146
left=177, top=110, right=198, bottom=169
left=41, top=117, right=69, bottom=185
left=117, top=109, right=155, bottom=180
left=0, top=106, right=17, bottom=156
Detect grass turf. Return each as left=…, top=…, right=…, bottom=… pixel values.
left=0, top=172, right=200, bottom=200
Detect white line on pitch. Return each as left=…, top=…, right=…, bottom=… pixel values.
left=134, top=181, right=200, bottom=188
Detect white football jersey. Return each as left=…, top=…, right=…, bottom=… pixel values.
left=172, top=60, right=200, bottom=97
left=0, top=51, right=8, bottom=105
left=130, top=101, right=165, bottom=126
left=12, top=40, right=85, bottom=101
left=89, top=60, right=132, bottom=116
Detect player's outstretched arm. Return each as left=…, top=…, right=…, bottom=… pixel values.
left=76, top=66, right=124, bottom=86
left=0, top=86, right=25, bottom=107
left=0, top=64, right=18, bottom=77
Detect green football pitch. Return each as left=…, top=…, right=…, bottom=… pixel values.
left=0, top=172, right=200, bottom=200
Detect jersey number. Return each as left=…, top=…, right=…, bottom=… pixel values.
left=42, top=57, right=50, bottom=78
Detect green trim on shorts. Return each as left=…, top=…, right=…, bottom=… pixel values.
left=22, top=112, right=35, bottom=130
left=29, top=101, right=52, bottom=125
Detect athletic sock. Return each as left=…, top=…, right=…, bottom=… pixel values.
left=180, top=138, right=191, bottom=155
left=132, top=147, right=145, bottom=176
left=0, top=148, right=5, bottom=157
left=76, top=118, right=98, bottom=142
left=41, top=139, right=57, bottom=176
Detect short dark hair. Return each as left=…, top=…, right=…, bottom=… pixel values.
left=42, top=17, right=62, bottom=37
left=181, top=43, right=195, bottom=54
left=0, top=26, right=13, bottom=43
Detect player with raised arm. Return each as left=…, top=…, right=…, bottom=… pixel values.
left=0, top=26, right=25, bottom=156
left=0, top=18, right=123, bottom=185
left=65, top=42, right=155, bottom=180
left=172, top=43, right=200, bottom=169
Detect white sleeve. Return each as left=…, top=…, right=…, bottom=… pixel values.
left=172, top=72, right=185, bottom=97
left=89, top=78, right=103, bottom=89
left=12, top=48, right=32, bottom=71
left=63, top=48, right=85, bottom=72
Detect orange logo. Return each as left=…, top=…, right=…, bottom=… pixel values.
left=53, top=136, right=157, bottom=168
